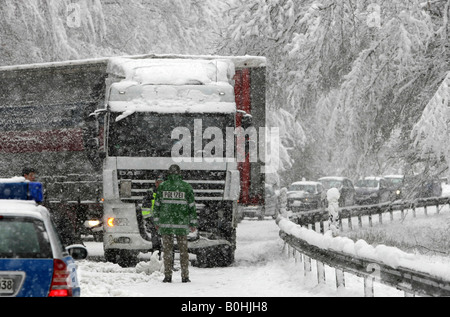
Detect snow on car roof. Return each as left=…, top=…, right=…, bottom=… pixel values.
left=290, top=181, right=321, bottom=185
left=384, top=175, right=404, bottom=178
left=0, top=200, right=45, bottom=220
left=318, top=176, right=348, bottom=180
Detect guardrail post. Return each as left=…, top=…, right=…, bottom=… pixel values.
left=364, top=276, right=375, bottom=297
left=317, top=261, right=326, bottom=284
left=335, top=269, right=345, bottom=289
left=424, top=205, right=428, bottom=216
left=304, top=256, right=312, bottom=275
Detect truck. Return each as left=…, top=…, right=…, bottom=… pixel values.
left=0, top=54, right=267, bottom=268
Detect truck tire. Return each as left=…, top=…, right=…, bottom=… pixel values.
left=195, top=245, right=235, bottom=268
left=104, top=249, right=139, bottom=268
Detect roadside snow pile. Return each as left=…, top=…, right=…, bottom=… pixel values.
left=278, top=217, right=450, bottom=280
left=135, top=252, right=164, bottom=275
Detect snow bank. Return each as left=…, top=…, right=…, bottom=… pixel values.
left=278, top=217, right=450, bottom=280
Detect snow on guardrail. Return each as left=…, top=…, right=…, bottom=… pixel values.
left=277, top=216, right=450, bottom=296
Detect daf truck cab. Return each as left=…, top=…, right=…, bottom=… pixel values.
left=97, top=56, right=266, bottom=267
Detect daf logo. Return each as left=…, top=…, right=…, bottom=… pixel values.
left=119, top=170, right=144, bottom=176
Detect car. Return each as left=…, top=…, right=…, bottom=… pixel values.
left=287, top=181, right=326, bottom=212
left=402, top=174, right=442, bottom=199
left=384, top=175, right=404, bottom=201
left=318, top=176, right=356, bottom=207
left=0, top=179, right=87, bottom=297
left=354, top=176, right=391, bottom=205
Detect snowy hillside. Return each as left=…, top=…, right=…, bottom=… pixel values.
left=2, top=0, right=450, bottom=186
left=0, top=0, right=234, bottom=65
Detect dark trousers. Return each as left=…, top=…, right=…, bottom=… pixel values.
left=162, top=234, right=189, bottom=279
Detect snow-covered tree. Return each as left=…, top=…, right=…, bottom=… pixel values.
left=0, top=0, right=233, bottom=65
left=220, top=0, right=450, bottom=181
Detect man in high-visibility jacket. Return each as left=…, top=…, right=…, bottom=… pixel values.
left=154, top=164, right=198, bottom=283
left=141, top=175, right=164, bottom=254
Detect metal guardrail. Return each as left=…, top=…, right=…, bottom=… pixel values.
left=279, top=228, right=450, bottom=297
left=289, top=196, right=450, bottom=232
left=278, top=196, right=450, bottom=297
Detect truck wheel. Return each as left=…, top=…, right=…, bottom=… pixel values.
left=104, top=249, right=139, bottom=268
left=216, top=245, right=235, bottom=267
left=195, top=245, right=235, bottom=268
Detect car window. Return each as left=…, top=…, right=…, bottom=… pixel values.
left=320, top=180, right=343, bottom=189
left=289, top=184, right=315, bottom=193
left=0, top=217, right=53, bottom=259
left=344, top=180, right=353, bottom=188
left=317, top=184, right=324, bottom=193
left=355, top=179, right=378, bottom=188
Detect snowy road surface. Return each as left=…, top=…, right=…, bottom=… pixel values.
left=78, top=219, right=404, bottom=297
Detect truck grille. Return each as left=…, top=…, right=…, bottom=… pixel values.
left=118, top=170, right=226, bottom=202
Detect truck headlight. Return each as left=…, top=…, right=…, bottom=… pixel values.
left=85, top=219, right=101, bottom=228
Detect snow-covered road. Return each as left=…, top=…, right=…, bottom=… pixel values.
left=78, top=218, right=404, bottom=297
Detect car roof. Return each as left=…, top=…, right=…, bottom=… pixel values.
left=0, top=200, right=47, bottom=221
left=318, top=176, right=348, bottom=181
left=384, top=175, right=404, bottom=178
left=290, top=181, right=321, bottom=185
left=359, top=176, right=384, bottom=180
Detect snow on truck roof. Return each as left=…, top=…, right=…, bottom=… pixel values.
left=0, top=53, right=266, bottom=72
left=107, top=57, right=239, bottom=117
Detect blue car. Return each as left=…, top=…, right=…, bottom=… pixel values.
left=0, top=179, right=88, bottom=297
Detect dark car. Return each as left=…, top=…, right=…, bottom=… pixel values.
left=384, top=175, right=404, bottom=201
left=354, top=177, right=391, bottom=205
left=402, top=175, right=442, bottom=199
left=318, top=176, right=356, bottom=207
left=287, top=181, right=326, bottom=212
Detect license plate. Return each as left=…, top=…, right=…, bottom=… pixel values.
left=291, top=201, right=302, bottom=206
left=0, top=278, right=14, bottom=294
left=0, top=278, right=14, bottom=295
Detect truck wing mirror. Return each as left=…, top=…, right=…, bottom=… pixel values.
left=89, top=108, right=108, bottom=118
left=241, top=114, right=253, bottom=129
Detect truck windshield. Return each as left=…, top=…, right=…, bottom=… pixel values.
left=107, top=112, right=235, bottom=158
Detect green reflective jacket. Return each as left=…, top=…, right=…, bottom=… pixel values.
left=153, top=174, right=198, bottom=235
left=142, top=192, right=156, bottom=219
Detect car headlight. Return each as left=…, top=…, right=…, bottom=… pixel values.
left=84, top=219, right=102, bottom=228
